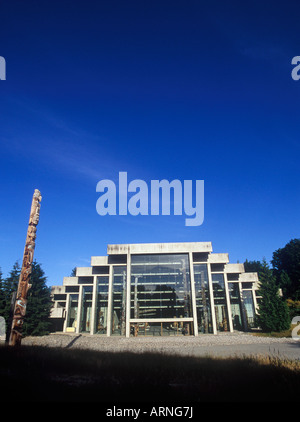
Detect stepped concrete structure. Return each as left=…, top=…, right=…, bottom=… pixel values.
left=50, top=242, right=260, bottom=337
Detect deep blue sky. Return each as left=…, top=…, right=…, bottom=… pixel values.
left=0, top=0, right=299, bottom=286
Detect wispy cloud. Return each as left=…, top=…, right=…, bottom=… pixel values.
left=1, top=96, right=128, bottom=182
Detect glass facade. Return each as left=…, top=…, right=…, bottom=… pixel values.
left=193, top=264, right=213, bottom=333
left=242, top=290, right=255, bottom=329
left=130, top=321, right=194, bottom=337
left=81, top=286, right=93, bottom=332
left=66, top=294, right=78, bottom=331
left=95, top=276, right=109, bottom=334
left=131, top=254, right=192, bottom=319
left=111, top=266, right=127, bottom=335
left=130, top=254, right=193, bottom=336
left=228, top=282, right=243, bottom=330
left=52, top=243, right=260, bottom=337
left=212, top=273, right=229, bottom=332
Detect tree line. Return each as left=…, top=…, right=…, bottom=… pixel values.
left=0, top=238, right=299, bottom=338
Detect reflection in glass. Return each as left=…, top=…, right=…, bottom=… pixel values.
left=111, top=266, right=127, bottom=335
left=66, top=294, right=78, bottom=331
left=242, top=290, right=255, bottom=329
left=212, top=273, right=229, bottom=331
left=194, top=264, right=213, bottom=333
left=130, top=321, right=193, bottom=337
left=95, top=276, right=109, bottom=334
left=81, top=285, right=93, bottom=332
left=130, top=254, right=193, bottom=335
left=228, top=282, right=243, bottom=330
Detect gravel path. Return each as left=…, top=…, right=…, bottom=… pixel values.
left=20, top=332, right=300, bottom=361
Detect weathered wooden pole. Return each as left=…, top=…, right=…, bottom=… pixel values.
left=8, top=189, right=42, bottom=346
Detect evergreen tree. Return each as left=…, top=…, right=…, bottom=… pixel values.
left=255, top=260, right=290, bottom=332
left=271, top=238, right=300, bottom=300
left=279, top=271, right=292, bottom=299
left=244, top=259, right=265, bottom=276
left=22, top=261, right=52, bottom=337
left=0, top=262, right=20, bottom=324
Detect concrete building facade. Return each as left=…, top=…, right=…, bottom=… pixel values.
left=50, top=242, right=261, bottom=336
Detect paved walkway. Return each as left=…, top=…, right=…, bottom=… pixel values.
left=19, top=332, right=300, bottom=361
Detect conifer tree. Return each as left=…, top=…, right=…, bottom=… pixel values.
left=244, top=259, right=265, bottom=276
left=22, top=261, right=52, bottom=337
left=279, top=271, right=292, bottom=299
left=272, top=238, right=300, bottom=300
left=255, top=260, right=290, bottom=332
left=0, top=262, right=20, bottom=324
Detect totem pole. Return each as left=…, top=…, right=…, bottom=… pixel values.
left=8, top=189, right=42, bottom=346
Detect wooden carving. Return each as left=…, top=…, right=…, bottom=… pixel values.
left=9, top=189, right=42, bottom=346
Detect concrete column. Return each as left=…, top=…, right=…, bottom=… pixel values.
left=189, top=252, right=198, bottom=336
left=224, top=273, right=233, bottom=332
left=252, top=286, right=259, bottom=313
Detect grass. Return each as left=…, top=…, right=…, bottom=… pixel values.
left=0, top=344, right=300, bottom=403
left=250, top=323, right=298, bottom=338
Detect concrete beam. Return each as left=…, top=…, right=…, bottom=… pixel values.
left=107, top=242, right=213, bottom=255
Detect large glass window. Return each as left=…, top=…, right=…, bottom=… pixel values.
left=212, top=273, right=229, bottom=331
left=130, top=321, right=193, bottom=337
left=194, top=264, right=213, bottom=333
left=66, top=294, right=78, bottom=331
left=228, top=282, right=243, bottom=330
left=130, top=254, right=193, bottom=335
left=111, top=266, right=127, bottom=335
left=242, top=290, right=255, bottom=329
left=80, top=285, right=93, bottom=333
left=95, top=276, right=109, bottom=334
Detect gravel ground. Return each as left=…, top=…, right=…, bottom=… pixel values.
left=19, top=332, right=300, bottom=361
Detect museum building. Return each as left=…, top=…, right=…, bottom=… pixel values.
left=50, top=242, right=261, bottom=336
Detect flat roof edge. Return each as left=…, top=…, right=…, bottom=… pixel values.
left=107, top=242, right=213, bottom=254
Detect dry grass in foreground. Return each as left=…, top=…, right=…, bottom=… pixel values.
left=0, top=344, right=299, bottom=403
